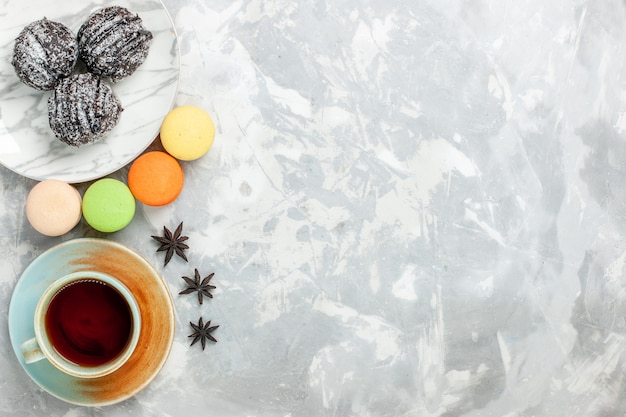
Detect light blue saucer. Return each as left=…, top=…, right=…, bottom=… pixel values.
left=8, top=238, right=175, bottom=406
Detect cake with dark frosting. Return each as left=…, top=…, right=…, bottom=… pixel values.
left=77, top=6, right=153, bottom=82
left=48, top=73, right=123, bottom=147
left=12, top=18, right=78, bottom=91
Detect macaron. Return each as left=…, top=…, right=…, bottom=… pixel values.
left=82, top=178, right=135, bottom=233
left=128, top=151, right=184, bottom=206
left=160, top=105, right=215, bottom=161
left=25, top=180, right=82, bottom=236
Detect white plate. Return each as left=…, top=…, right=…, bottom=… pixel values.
left=0, top=0, right=179, bottom=183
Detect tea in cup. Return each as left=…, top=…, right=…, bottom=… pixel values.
left=19, top=271, right=141, bottom=378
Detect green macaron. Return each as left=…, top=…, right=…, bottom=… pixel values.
left=82, top=178, right=136, bottom=233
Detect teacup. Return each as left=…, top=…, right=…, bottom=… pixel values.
left=19, top=271, right=141, bottom=379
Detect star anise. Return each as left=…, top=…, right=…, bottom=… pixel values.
left=179, top=268, right=216, bottom=304
left=189, top=317, right=219, bottom=350
left=151, top=222, right=189, bottom=266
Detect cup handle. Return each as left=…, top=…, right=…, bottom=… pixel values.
left=19, top=337, right=45, bottom=364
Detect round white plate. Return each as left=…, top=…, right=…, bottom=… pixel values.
left=0, top=0, right=179, bottom=183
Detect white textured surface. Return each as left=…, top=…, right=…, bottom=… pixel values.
left=2, top=0, right=626, bottom=415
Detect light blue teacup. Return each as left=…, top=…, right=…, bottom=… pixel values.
left=19, top=271, right=141, bottom=379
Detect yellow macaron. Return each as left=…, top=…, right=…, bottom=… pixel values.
left=160, top=105, right=215, bottom=161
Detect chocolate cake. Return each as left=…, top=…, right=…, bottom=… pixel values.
left=48, top=73, right=123, bottom=147
left=12, top=18, right=78, bottom=91
left=77, top=6, right=153, bottom=82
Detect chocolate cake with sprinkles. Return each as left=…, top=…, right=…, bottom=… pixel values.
left=12, top=18, right=78, bottom=91
left=48, top=73, right=123, bottom=147
left=77, top=6, right=153, bottom=82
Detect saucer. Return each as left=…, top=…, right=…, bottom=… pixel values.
left=8, top=238, right=175, bottom=406
left=0, top=0, right=180, bottom=183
